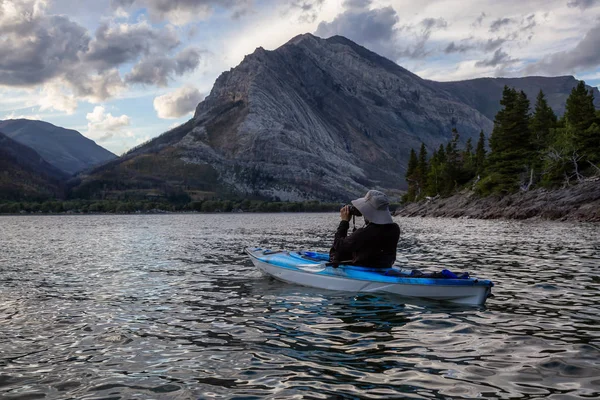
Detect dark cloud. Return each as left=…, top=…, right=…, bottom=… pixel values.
left=315, top=0, right=399, bottom=60
left=484, top=38, right=506, bottom=52
left=0, top=14, right=89, bottom=86
left=287, top=0, right=325, bottom=23
left=567, top=0, right=598, bottom=10
left=445, top=42, right=476, bottom=54
left=111, top=0, right=251, bottom=24
left=84, top=22, right=180, bottom=71
left=0, top=1, right=203, bottom=103
left=520, top=14, right=536, bottom=31
left=125, top=47, right=203, bottom=86
left=398, top=18, right=448, bottom=59
left=525, top=22, right=600, bottom=75
left=444, top=37, right=506, bottom=55
left=489, top=17, right=513, bottom=32
left=471, top=12, right=486, bottom=27
left=475, top=48, right=519, bottom=67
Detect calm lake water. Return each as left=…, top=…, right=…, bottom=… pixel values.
left=1, top=214, right=599, bottom=399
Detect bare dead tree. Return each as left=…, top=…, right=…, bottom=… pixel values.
left=588, top=160, right=600, bottom=175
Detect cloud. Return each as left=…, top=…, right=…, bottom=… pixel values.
left=38, top=83, right=78, bottom=114
left=84, top=21, right=180, bottom=71
left=484, top=38, right=507, bottom=52
left=86, top=106, right=131, bottom=141
left=0, top=1, right=205, bottom=111
left=525, top=22, right=600, bottom=75
left=399, top=18, right=448, bottom=59
left=472, top=12, right=486, bottom=27
left=0, top=2, right=90, bottom=86
left=125, top=47, right=204, bottom=86
left=153, top=86, right=204, bottom=119
left=567, top=0, right=598, bottom=10
left=286, top=0, right=325, bottom=23
left=111, top=0, right=251, bottom=25
left=315, top=0, right=399, bottom=60
left=489, top=17, right=513, bottom=32
left=445, top=41, right=476, bottom=54
left=475, top=48, right=519, bottom=67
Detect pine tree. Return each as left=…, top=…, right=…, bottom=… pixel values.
left=475, top=130, right=486, bottom=176
left=404, top=149, right=418, bottom=201
left=565, top=81, right=596, bottom=132
left=487, top=87, right=533, bottom=193
left=564, top=81, right=599, bottom=162
left=416, top=143, right=428, bottom=198
left=530, top=90, right=557, bottom=151
left=460, top=137, right=476, bottom=184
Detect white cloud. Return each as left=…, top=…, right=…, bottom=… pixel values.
left=153, top=85, right=204, bottom=119
left=86, top=106, right=131, bottom=141
left=38, top=82, right=78, bottom=114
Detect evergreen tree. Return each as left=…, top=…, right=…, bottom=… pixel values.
left=530, top=90, right=557, bottom=151
left=564, top=81, right=599, bottom=162
left=404, top=149, right=418, bottom=201
left=475, top=130, right=486, bottom=175
left=565, top=81, right=596, bottom=132
left=460, top=137, right=476, bottom=184
left=416, top=143, right=428, bottom=199
left=486, top=87, right=533, bottom=193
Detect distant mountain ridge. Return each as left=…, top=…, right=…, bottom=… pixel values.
left=0, top=119, right=117, bottom=175
left=69, top=34, right=599, bottom=202
left=0, top=131, right=67, bottom=201
left=434, top=75, right=600, bottom=120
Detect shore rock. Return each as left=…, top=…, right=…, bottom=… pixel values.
left=395, top=179, right=600, bottom=222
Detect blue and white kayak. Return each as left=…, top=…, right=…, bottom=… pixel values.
left=246, top=248, right=494, bottom=306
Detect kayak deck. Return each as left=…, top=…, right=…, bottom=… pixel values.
left=246, top=248, right=494, bottom=306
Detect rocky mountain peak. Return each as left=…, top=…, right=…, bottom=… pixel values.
left=75, top=34, right=599, bottom=203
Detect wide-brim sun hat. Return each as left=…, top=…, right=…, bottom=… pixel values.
left=351, top=190, right=394, bottom=224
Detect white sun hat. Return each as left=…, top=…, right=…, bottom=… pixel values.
left=351, top=190, right=394, bottom=224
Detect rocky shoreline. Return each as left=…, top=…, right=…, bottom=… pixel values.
left=394, top=179, right=600, bottom=222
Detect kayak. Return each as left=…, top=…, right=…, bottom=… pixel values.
left=246, top=248, right=494, bottom=306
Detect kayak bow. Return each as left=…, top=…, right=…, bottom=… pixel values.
left=246, top=248, right=493, bottom=306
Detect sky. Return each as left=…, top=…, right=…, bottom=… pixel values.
left=1, top=0, right=599, bottom=155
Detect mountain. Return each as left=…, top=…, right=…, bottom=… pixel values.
left=0, top=132, right=68, bottom=201
left=0, top=119, right=117, bottom=175
left=434, top=76, right=600, bottom=121
left=70, top=34, right=599, bottom=202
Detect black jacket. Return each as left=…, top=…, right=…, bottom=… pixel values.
left=329, top=220, right=400, bottom=268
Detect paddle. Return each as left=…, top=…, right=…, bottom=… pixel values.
left=296, top=260, right=353, bottom=273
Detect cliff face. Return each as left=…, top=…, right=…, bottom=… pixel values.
left=70, top=34, right=597, bottom=202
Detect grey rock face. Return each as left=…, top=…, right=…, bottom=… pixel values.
left=0, top=119, right=117, bottom=175
left=78, top=34, right=598, bottom=202
left=187, top=33, right=494, bottom=200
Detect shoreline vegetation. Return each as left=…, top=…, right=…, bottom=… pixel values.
left=399, top=81, right=600, bottom=221
left=0, top=200, right=401, bottom=215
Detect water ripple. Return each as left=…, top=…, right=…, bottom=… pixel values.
left=0, top=214, right=599, bottom=399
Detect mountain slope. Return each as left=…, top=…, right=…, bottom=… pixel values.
left=0, top=119, right=117, bottom=175
left=0, top=132, right=67, bottom=201
left=434, top=76, right=600, bottom=120
left=70, top=34, right=599, bottom=202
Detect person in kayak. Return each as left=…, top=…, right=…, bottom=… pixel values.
left=329, top=190, right=400, bottom=268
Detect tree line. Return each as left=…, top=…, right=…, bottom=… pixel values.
left=0, top=199, right=362, bottom=214
left=404, top=81, right=600, bottom=202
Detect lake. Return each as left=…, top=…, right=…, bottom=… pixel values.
left=1, top=214, right=599, bottom=399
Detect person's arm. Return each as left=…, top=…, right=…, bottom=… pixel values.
left=331, top=206, right=369, bottom=260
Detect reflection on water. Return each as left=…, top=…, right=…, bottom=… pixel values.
left=0, top=214, right=599, bottom=399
